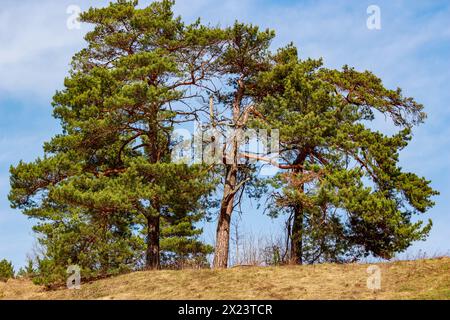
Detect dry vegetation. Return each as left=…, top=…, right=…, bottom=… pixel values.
left=1, top=257, right=449, bottom=300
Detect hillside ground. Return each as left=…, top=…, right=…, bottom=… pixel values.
left=1, top=257, right=449, bottom=300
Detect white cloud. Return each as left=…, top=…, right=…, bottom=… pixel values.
left=0, top=1, right=102, bottom=98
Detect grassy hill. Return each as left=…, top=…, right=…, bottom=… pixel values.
left=1, top=257, right=449, bottom=300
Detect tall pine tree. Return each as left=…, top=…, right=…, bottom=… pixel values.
left=9, top=0, right=220, bottom=272
left=210, top=23, right=274, bottom=268
left=249, top=46, right=438, bottom=263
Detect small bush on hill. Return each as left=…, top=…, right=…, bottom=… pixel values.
left=0, top=259, right=14, bottom=282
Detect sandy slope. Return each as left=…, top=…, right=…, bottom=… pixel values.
left=1, top=257, right=449, bottom=300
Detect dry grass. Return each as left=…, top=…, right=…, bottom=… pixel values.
left=1, top=257, right=449, bottom=300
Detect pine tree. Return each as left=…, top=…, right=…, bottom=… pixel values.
left=9, top=0, right=220, bottom=272
left=0, top=259, right=14, bottom=282
left=30, top=206, right=145, bottom=285
left=211, top=22, right=275, bottom=268
left=250, top=46, right=438, bottom=263
left=160, top=211, right=214, bottom=269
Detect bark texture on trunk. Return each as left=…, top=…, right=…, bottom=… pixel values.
left=145, top=110, right=162, bottom=270
left=290, top=204, right=304, bottom=265
left=213, top=165, right=237, bottom=268
left=145, top=214, right=160, bottom=270
left=289, top=152, right=307, bottom=265
left=213, top=79, right=244, bottom=269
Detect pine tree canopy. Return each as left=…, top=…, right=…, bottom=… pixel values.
left=250, top=46, right=438, bottom=262
left=9, top=0, right=220, bottom=274
left=8, top=0, right=438, bottom=278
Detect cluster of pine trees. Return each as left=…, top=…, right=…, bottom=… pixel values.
left=8, top=0, right=437, bottom=285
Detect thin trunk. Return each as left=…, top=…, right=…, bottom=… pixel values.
left=234, top=221, right=240, bottom=265
left=145, top=214, right=160, bottom=270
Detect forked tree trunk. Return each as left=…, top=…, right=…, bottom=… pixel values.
left=145, top=214, right=160, bottom=270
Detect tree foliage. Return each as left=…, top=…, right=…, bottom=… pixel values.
left=0, top=259, right=14, bottom=282
left=250, top=46, right=438, bottom=263
left=8, top=0, right=438, bottom=279
left=9, top=0, right=218, bottom=278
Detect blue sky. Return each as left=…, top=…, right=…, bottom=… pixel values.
left=1, top=0, right=449, bottom=268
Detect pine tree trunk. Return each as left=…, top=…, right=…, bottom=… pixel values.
left=213, top=78, right=244, bottom=269
left=290, top=152, right=307, bottom=265
left=213, top=165, right=237, bottom=268
left=145, top=110, right=161, bottom=270
left=290, top=204, right=303, bottom=265
left=145, top=214, right=160, bottom=270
